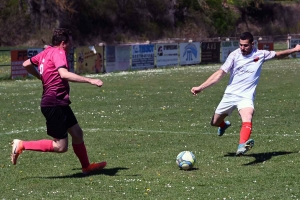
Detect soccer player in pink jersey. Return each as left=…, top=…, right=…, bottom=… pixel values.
left=11, top=28, right=107, bottom=175
left=191, top=32, right=300, bottom=155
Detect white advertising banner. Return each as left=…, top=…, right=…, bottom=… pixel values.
left=179, top=42, right=201, bottom=65
left=156, top=43, right=179, bottom=67
left=289, top=38, right=300, bottom=58
left=221, top=41, right=239, bottom=62
left=131, top=44, right=155, bottom=70
left=115, top=45, right=130, bottom=72
left=105, top=45, right=116, bottom=73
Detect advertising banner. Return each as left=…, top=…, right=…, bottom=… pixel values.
left=201, top=42, right=221, bottom=63
left=10, top=48, right=43, bottom=79
left=131, top=44, right=155, bottom=70
left=156, top=43, right=179, bottom=67
left=221, top=41, right=239, bottom=62
left=179, top=42, right=201, bottom=65
left=105, top=46, right=116, bottom=73
left=10, top=50, right=28, bottom=79
left=27, top=48, right=43, bottom=58
left=289, top=39, right=300, bottom=58
left=115, top=45, right=130, bottom=72
left=258, top=41, right=274, bottom=51
left=75, top=46, right=104, bottom=74
left=27, top=48, right=43, bottom=77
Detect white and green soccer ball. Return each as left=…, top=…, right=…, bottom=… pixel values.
left=176, top=151, right=196, bottom=170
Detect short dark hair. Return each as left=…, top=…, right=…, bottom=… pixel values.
left=52, top=28, right=72, bottom=46
left=240, top=32, right=253, bottom=43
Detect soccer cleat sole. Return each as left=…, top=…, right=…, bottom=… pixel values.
left=11, top=139, right=23, bottom=165
left=236, top=139, right=254, bottom=156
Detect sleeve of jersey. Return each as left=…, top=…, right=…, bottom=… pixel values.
left=30, top=53, right=41, bottom=66
left=264, top=50, right=276, bottom=60
left=220, top=50, right=236, bottom=73
left=53, top=50, right=68, bottom=70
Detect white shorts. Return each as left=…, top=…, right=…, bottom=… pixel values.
left=215, top=94, right=254, bottom=116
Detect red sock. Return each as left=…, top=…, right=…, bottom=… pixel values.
left=72, top=142, right=90, bottom=168
left=219, top=121, right=226, bottom=128
left=23, top=140, right=54, bottom=152
left=239, top=122, right=252, bottom=144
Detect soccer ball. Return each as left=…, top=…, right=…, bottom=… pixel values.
left=176, top=151, right=196, bottom=170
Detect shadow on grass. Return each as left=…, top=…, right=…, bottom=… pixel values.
left=29, top=167, right=130, bottom=179
left=224, top=151, right=294, bottom=165
left=179, top=167, right=199, bottom=171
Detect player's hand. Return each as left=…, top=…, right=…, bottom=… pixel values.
left=295, top=44, right=300, bottom=52
left=90, top=79, right=103, bottom=87
left=191, top=86, right=202, bottom=96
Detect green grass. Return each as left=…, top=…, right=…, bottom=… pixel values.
left=1, top=59, right=300, bottom=199
left=0, top=50, right=11, bottom=80
left=274, top=41, right=288, bottom=51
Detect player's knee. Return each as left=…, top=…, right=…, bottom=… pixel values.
left=58, top=147, right=68, bottom=153
left=72, top=134, right=84, bottom=143
left=242, top=115, right=253, bottom=122
left=69, top=126, right=84, bottom=143
left=55, top=144, right=68, bottom=153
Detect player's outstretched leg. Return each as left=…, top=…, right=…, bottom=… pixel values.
left=11, top=139, right=24, bottom=165
left=236, top=139, right=254, bottom=156
left=82, top=162, right=107, bottom=175
left=217, top=121, right=231, bottom=136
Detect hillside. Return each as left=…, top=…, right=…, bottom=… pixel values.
left=0, top=0, right=299, bottom=46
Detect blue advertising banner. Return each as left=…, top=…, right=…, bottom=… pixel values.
left=179, top=42, right=201, bottom=65
left=131, top=44, right=155, bottom=70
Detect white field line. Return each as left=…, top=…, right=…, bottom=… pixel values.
left=1, top=127, right=300, bottom=138
left=0, top=127, right=46, bottom=136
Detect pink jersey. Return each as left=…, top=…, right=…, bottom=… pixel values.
left=30, top=46, right=71, bottom=107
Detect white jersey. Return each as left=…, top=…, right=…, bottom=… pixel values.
left=221, top=48, right=276, bottom=100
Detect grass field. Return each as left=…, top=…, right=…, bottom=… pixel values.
left=0, top=50, right=11, bottom=80
left=1, top=59, right=300, bottom=199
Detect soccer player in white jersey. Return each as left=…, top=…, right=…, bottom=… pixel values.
left=191, top=32, right=300, bottom=155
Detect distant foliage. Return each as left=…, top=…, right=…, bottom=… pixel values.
left=0, top=0, right=299, bottom=46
